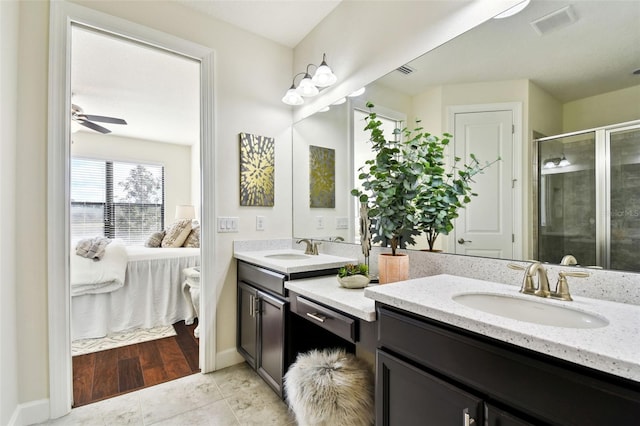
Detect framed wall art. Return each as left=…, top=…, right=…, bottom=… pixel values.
left=309, top=145, right=335, bottom=208
left=239, top=132, right=275, bottom=206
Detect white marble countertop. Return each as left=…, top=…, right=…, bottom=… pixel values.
left=234, top=249, right=356, bottom=274
left=364, top=274, right=640, bottom=382
left=285, top=276, right=377, bottom=322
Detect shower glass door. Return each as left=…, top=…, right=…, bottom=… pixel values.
left=608, top=125, right=640, bottom=272
left=538, top=132, right=596, bottom=266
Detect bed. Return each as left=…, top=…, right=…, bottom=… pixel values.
left=71, top=244, right=200, bottom=340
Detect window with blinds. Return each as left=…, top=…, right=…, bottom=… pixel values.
left=71, top=158, right=165, bottom=245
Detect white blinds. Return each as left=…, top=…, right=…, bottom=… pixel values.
left=71, top=158, right=165, bottom=245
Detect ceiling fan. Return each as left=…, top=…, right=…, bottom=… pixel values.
left=71, top=103, right=127, bottom=134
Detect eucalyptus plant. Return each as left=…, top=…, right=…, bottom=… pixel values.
left=352, top=102, right=498, bottom=255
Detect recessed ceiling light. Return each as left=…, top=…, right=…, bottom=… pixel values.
left=494, top=0, right=530, bottom=19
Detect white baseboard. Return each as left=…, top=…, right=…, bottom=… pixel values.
left=9, top=399, right=49, bottom=426
left=215, top=348, right=244, bottom=370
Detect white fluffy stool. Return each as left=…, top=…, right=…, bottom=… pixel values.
left=284, top=349, right=374, bottom=426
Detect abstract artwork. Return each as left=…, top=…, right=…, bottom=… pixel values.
left=240, top=132, right=275, bottom=206
left=309, top=145, right=335, bottom=208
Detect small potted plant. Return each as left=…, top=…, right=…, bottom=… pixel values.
left=337, top=263, right=370, bottom=289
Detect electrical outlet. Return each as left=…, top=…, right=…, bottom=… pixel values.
left=256, top=216, right=265, bottom=231
left=316, top=216, right=324, bottom=229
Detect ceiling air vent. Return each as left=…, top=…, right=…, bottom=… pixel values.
left=396, top=64, right=415, bottom=75
left=530, top=5, right=577, bottom=36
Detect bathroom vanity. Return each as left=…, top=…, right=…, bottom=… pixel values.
left=366, top=275, right=640, bottom=425
left=234, top=248, right=357, bottom=397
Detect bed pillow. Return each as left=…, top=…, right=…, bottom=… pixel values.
left=161, top=219, right=192, bottom=248
left=183, top=225, right=200, bottom=248
left=145, top=230, right=165, bottom=248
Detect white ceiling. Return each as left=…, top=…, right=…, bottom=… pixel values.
left=70, top=1, right=640, bottom=146
left=71, top=25, right=201, bottom=145
left=177, top=0, right=343, bottom=48
left=376, top=0, right=640, bottom=102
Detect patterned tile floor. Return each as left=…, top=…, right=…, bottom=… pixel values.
left=39, top=363, right=295, bottom=425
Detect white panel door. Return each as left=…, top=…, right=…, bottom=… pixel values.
left=453, top=110, right=514, bottom=258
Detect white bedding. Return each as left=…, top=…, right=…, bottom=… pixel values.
left=70, top=240, right=128, bottom=296
left=71, top=246, right=200, bottom=340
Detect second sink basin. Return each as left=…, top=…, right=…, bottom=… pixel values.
left=452, top=293, right=609, bottom=329
left=264, top=253, right=310, bottom=260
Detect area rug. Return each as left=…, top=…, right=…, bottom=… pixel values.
left=71, top=325, right=177, bottom=356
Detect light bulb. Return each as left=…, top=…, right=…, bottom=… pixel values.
left=312, top=64, right=337, bottom=87
left=282, top=87, right=304, bottom=105
left=543, top=160, right=556, bottom=169
left=296, top=75, right=319, bottom=97
left=348, top=87, right=366, bottom=97
left=558, top=155, right=571, bottom=167
left=494, top=0, right=530, bottom=19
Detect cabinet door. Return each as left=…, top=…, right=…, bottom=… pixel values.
left=486, top=403, right=533, bottom=426
left=237, top=281, right=258, bottom=368
left=257, top=290, right=286, bottom=397
left=377, top=350, right=482, bottom=426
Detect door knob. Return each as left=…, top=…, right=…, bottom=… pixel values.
left=458, top=238, right=472, bottom=244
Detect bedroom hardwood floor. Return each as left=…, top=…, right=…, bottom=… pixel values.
left=72, top=320, right=200, bottom=407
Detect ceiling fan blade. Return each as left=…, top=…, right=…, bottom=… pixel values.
left=81, top=114, right=127, bottom=125
left=79, top=119, right=111, bottom=134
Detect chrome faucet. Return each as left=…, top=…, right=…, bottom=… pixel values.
left=296, top=239, right=314, bottom=255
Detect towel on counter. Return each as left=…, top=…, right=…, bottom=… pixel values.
left=76, top=236, right=112, bottom=261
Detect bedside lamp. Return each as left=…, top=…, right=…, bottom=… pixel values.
left=175, top=205, right=195, bottom=221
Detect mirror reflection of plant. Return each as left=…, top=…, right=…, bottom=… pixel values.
left=338, top=263, right=369, bottom=278
left=352, top=102, right=499, bottom=255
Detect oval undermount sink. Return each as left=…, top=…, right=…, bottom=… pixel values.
left=264, top=253, right=310, bottom=260
left=452, top=293, right=609, bottom=329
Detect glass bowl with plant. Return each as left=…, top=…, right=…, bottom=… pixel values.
left=337, top=263, right=370, bottom=289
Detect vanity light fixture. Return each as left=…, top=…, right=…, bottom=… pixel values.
left=348, top=87, right=366, bottom=97
left=282, top=53, right=337, bottom=106
left=543, top=154, right=571, bottom=169
left=494, top=0, right=530, bottom=19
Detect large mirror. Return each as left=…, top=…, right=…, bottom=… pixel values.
left=292, top=0, right=640, bottom=270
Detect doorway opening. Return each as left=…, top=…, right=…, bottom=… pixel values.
left=48, top=2, right=216, bottom=418
left=69, top=24, right=202, bottom=406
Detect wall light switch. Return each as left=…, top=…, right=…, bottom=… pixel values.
left=316, top=216, right=324, bottom=229
left=218, top=217, right=239, bottom=233
left=256, top=216, right=265, bottom=231
left=336, top=217, right=349, bottom=229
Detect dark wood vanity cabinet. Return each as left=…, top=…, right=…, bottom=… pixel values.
left=237, top=262, right=288, bottom=397
left=376, top=304, right=640, bottom=426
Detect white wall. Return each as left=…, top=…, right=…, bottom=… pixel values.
left=1, top=1, right=19, bottom=424
left=71, top=132, right=194, bottom=228
left=293, top=0, right=522, bottom=121
left=563, top=84, right=640, bottom=132
left=14, top=0, right=292, bottom=409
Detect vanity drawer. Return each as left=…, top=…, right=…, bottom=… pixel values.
left=290, top=293, right=356, bottom=343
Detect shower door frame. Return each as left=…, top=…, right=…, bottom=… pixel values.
left=532, top=119, right=640, bottom=269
